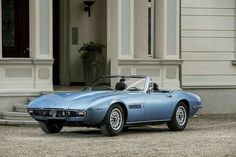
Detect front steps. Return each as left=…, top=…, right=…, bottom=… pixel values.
left=1, top=111, right=33, bottom=120
left=0, top=119, right=38, bottom=126
left=0, top=99, right=39, bottom=126
left=13, top=104, right=28, bottom=113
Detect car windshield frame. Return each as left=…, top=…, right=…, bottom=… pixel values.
left=83, top=75, right=149, bottom=92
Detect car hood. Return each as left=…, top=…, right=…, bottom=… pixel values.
left=28, top=91, right=127, bottom=109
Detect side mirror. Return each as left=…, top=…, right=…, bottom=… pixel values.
left=146, top=89, right=151, bottom=94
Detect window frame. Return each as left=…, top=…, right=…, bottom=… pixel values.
left=147, top=0, right=155, bottom=58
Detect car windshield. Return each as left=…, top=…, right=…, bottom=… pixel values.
left=84, top=76, right=147, bottom=91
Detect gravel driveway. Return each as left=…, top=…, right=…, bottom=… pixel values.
left=0, top=114, right=235, bottom=157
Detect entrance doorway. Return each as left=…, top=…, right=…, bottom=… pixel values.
left=53, top=0, right=60, bottom=85
left=2, top=0, right=29, bottom=58
left=52, top=0, right=107, bottom=87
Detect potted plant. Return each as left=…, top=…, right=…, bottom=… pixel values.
left=79, top=42, right=106, bottom=85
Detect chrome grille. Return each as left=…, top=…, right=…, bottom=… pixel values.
left=43, top=109, right=66, bottom=118
left=29, top=109, right=43, bottom=116
left=29, top=109, right=86, bottom=118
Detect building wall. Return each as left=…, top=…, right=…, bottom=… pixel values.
left=181, top=0, right=236, bottom=113
left=181, top=0, right=236, bottom=88
left=187, top=89, right=236, bottom=114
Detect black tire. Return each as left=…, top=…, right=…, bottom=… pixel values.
left=39, top=122, right=63, bottom=134
left=100, top=104, right=125, bottom=136
left=167, top=101, right=188, bottom=131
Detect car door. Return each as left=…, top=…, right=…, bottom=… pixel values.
left=125, top=92, right=146, bottom=123
left=145, top=91, right=173, bottom=121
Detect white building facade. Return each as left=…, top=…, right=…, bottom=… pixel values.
left=0, top=0, right=53, bottom=112
left=0, top=0, right=236, bottom=114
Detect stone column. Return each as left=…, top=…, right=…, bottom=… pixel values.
left=30, top=0, right=53, bottom=59
left=0, top=0, right=2, bottom=59
left=162, top=0, right=181, bottom=88
left=107, top=0, right=135, bottom=75
left=155, top=0, right=179, bottom=60
left=107, top=0, right=119, bottom=75
left=30, top=0, right=53, bottom=91
left=155, top=0, right=181, bottom=88
left=118, top=0, right=134, bottom=59
left=59, top=0, right=71, bottom=85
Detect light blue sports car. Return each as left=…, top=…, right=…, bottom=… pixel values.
left=28, top=75, right=202, bottom=136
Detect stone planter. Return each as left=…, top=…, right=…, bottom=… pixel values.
left=83, top=53, right=105, bottom=85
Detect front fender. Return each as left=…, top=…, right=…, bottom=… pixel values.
left=85, top=98, right=127, bottom=125
left=172, top=91, right=201, bottom=117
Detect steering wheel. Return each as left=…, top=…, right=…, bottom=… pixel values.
left=127, top=87, right=139, bottom=91
left=102, top=86, right=116, bottom=91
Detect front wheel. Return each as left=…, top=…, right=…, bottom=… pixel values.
left=167, top=101, right=188, bottom=131
left=39, top=122, right=63, bottom=134
left=100, top=104, right=125, bottom=136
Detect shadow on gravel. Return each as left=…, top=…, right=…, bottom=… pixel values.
left=41, top=129, right=104, bottom=138
left=123, top=127, right=170, bottom=134
left=41, top=126, right=176, bottom=138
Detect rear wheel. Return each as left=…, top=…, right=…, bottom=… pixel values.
left=100, top=104, right=124, bottom=136
left=39, top=122, right=63, bottom=134
left=167, top=101, right=188, bottom=131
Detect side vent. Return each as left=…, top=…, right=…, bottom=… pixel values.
left=129, top=104, right=142, bottom=109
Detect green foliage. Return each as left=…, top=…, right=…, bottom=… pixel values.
left=79, top=42, right=106, bottom=59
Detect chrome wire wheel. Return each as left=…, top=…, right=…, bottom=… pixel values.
left=176, top=106, right=187, bottom=126
left=100, top=104, right=124, bottom=136
left=110, top=108, right=122, bottom=130
left=167, top=101, right=188, bottom=131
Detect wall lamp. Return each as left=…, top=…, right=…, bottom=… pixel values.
left=83, top=0, right=95, bottom=17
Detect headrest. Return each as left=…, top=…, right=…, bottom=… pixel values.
left=115, top=82, right=127, bottom=91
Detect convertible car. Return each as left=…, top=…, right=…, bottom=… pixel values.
left=28, top=75, right=202, bottom=136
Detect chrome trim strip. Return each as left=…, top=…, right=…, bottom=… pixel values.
left=126, top=119, right=170, bottom=124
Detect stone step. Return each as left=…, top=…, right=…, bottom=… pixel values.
left=1, top=112, right=33, bottom=120
left=13, top=104, right=28, bottom=113
left=0, top=119, right=38, bottom=126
